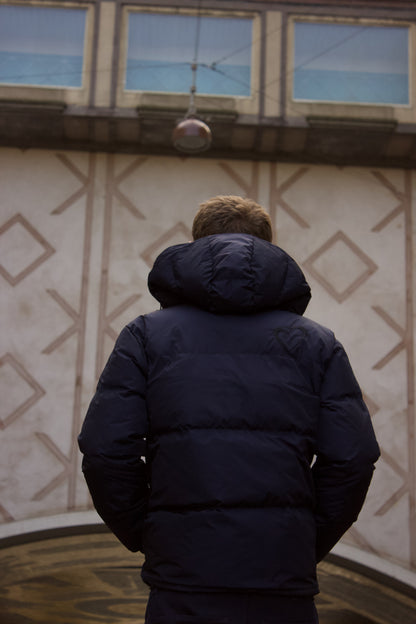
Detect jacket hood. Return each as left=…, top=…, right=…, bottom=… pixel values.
left=148, top=233, right=311, bottom=315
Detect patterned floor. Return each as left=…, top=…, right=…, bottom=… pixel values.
left=1, top=529, right=415, bottom=623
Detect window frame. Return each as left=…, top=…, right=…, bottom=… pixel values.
left=116, top=5, right=262, bottom=116
left=286, top=15, right=415, bottom=124
left=0, top=0, right=94, bottom=106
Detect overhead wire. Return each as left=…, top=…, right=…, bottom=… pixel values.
left=193, top=0, right=202, bottom=66
left=0, top=12, right=282, bottom=90
left=0, top=7, right=406, bottom=115
left=123, top=8, right=406, bottom=112
left=180, top=21, right=374, bottom=115
left=188, top=0, right=202, bottom=114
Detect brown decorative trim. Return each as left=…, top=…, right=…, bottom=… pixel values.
left=347, top=527, right=378, bottom=554
left=374, top=448, right=409, bottom=518
left=218, top=161, right=260, bottom=200
left=303, top=230, right=378, bottom=303
left=404, top=171, right=415, bottom=567
left=376, top=483, right=410, bottom=518
left=371, top=306, right=406, bottom=371
left=95, top=152, right=114, bottom=379
left=69, top=154, right=96, bottom=509
left=38, top=153, right=97, bottom=510
left=53, top=154, right=91, bottom=215
left=113, top=160, right=147, bottom=220
left=42, top=290, right=81, bottom=355
left=381, top=448, right=408, bottom=481
left=0, top=214, right=55, bottom=286
left=141, top=222, right=192, bottom=269
left=95, top=154, right=147, bottom=378
left=368, top=169, right=415, bottom=568
left=0, top=353, right=45, bottom=430
left=371, top=171, right=406, bottom=232
left=32, top=433, right=71, bottom=502
left=362, top=393, right=379, bottom=419
left=0, top=503, right=14, bottom=523
left=269, top=163, right=310, bottom=229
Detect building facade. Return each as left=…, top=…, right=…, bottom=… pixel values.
left=0, top=0, right=415, bottom=592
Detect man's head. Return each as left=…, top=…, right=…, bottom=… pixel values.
left=192, top=195, right=273, bottom=243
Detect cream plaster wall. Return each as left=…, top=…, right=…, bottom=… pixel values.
left=0, top=147, right=415, bottom=579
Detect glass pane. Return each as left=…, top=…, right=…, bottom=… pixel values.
left=126, top=13, right=252, bottom=96
left=0, top=5, right=86, bottom=88
left=293, top=22, right=409, bottom=105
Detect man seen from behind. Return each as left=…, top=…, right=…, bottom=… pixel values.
left=79, top=195, right=380, bottom=624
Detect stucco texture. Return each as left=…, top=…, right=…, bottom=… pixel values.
left=0, top=147, right=415, bottom=575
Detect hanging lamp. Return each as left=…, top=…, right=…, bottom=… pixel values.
left=172, top=62, right=212, bottom=154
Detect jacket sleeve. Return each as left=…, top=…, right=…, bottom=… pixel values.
left=312, top=338, right=380, bottom=562
left=78, top=319, right=149, bottom=552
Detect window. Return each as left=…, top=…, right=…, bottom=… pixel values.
left=125, top=12, right=253, bottom=97
left=293, top=22, right=409, bottom=106
left=0, top=4, right=87, bottom=88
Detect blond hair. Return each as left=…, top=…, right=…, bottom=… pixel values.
left=192, top=195, right=272, bottom=242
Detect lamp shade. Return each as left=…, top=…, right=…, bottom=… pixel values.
left=172, top=117, right=212, bottom=153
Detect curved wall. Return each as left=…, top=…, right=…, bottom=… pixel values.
left=0, top=148, right=415, bottom=583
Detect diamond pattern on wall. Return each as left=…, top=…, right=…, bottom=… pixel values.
left=0, top=214, right=55, bottom=285
left=0, top=353, right=45, bottom=429
left=269, top=163, right=310, bottom=229
left=303, top=231, right=378, bottom=303
left=0, top=503, right=14, bottom=522
left=0, top=152, right=413, bottom=572
left=141, top=222, right=192, bottom=268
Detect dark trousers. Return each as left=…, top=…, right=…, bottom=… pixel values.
left=145, top=588, right=319, bottom=624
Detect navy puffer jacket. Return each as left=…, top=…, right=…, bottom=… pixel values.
left=79, top=234, right=379, bottom=596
